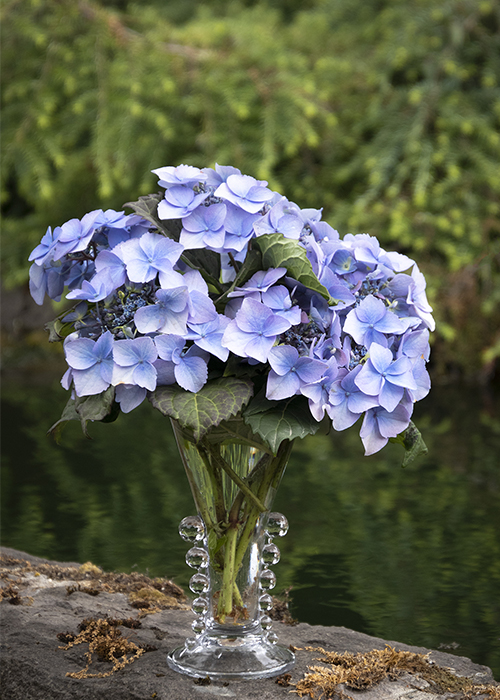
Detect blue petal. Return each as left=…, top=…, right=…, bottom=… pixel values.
left=266, top=370, right=301, bottom=401
left=175, top=356, right=208, bottom=393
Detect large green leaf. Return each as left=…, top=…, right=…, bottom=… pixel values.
left=253, top=233, right=332, bottom=302
left=149, top=377, right=254, bottom=442
left=243, top=392, right=321, bottom=454
left=48, top=387, right=119, bottom=441
left=389, top=420, right=428, bottom=467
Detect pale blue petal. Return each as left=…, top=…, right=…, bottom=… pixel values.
left=175, top=356, right=208, bottom=393
left=327, top=400, right=361, bottom=431
left=154, top=335, right=185, bottom=362
left=115, top=384, right=147, bottom=413
left=134, top=304, right=164, bottom=333
left=268, top=346, right=298, bottom=376
left=379, top=382, right=404, bottom=412
left=243, top=334, right=275, bottom=363
left=354, top=362, right=383, bottom=396
left=72, top=365, right=110, bottom=396
left=266, top=370, right=301, bottom=401
left=132, top=362, right=157, bottom=391
left=65, top=338, right=98, bottom=370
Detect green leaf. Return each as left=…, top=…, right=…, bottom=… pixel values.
left=181, top=248, right=223, bottom=293
left=243, top=392, right=320, bottom=454
left=44, top=317, right=79, bottom=343
left=48, top=387, right=118, bottom=441
left=202, top=417, right=274, bottom=454
left=183, top=248, right=221, bottom=284
left=124, top=193, right=182, bottom=241
left=389, top=420, right=428, bottom=467
left=44, top=318, right=65, bottom=343
left=253, top=233, right=332, bottom=302
left=149, top=377, right=254, bottom=442
left=215, top=248, right=263, bottom=309
left=47, top=396, right=80, bottom=443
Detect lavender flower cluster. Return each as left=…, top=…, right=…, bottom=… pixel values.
left=28, top=164, right=434, bottom=455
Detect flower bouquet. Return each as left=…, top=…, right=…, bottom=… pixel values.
left=29, top=163, right=433, bottom=678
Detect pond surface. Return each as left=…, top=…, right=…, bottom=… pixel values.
left=1, top=362, right=499, bottom=678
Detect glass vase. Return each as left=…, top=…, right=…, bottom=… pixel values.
left=168, top=418, right=295, bottom=679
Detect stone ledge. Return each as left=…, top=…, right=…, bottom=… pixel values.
left=0, top=548, right=497, bottom=700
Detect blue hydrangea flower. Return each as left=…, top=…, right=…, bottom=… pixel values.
left=406, top=265, right=435, bottom=331
left=134, top=284, right=189, bottom=335
left=221, top=203, right=258, bottom=252
left=27, top=161, right=434, bottom=457
left=253, top=197, right=303, bottom=239
left=228, top=268, right=287, bottom=299
left=327, top=365, right=379, bottom=430
left=28, top=260, right=66, bottom=305
left=215, top=174, right=274, bottom=214
left=157, top=185, right=208, bottom=219
left=343, top=295, right=416, bottom=348
left=120, top=232, right=183, bottom=284
left=359, top=403, right=412, bottom=456
left=266, top=345, right=326, bottom=401
left=154, top=335, right=209, bottom=393
left=298, top=357, right=339, bottom=421
left=261, top=286, right=302, bottom=326
left=222, top=297, right=293, bottom=363
left=354, top=342, right=418, bottom=412
left=186, top=315, right=230, bottom=362
left=180, top=203, right=227, bottom=250
left=202, top=163, right=242, bottom=187
left=66, top=270, right=116, bottom=302
left=114, top=384, right=147, bottom=413
left=51, top=210, right=102, bottom=261
left=152, top=164, right=207, bottom=189
left=94, top=249, right=128, bottom=289
left=308, top=220, right=338, bottom=242
left=28, top=226, right=59, bottom=266
left=64, top=331, right=115, bottom=396
left=112, top=336, right=158, bottom=391
left=330, top=249, right=358, bottom=276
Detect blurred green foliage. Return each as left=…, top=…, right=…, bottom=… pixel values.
left=2, top=0, right=500, bottom=377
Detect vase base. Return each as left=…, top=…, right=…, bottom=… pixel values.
left=167, top=630, right=295, bottom=679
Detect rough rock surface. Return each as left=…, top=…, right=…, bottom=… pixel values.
left=0, top=548, right=497, bottom=700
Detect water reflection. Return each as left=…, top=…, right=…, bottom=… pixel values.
left=1, top=376, right=499, bottom=677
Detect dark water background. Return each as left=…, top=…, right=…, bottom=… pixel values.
left=1, top=359, right=499, bottom=678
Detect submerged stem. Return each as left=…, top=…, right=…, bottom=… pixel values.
left=218, top=524, right=238, bottom=621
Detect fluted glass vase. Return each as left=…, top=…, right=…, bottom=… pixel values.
left=168, top=419, right=295, bottom=679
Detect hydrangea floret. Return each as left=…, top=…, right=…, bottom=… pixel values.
left=29, top=163, right=433, bottom=460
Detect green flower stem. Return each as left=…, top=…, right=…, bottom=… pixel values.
left=201, top=437, right=268, bottom=514
left=197, top=442, right=226, bottom=527
left=218, top=524, right=238, bottom=621
left=172, top=434, right=218, bottom=535
left=232, top=582, right=244, bottom=608
left=233, top=440, right=293, bottom=577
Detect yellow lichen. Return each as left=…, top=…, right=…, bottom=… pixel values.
left=77, top=562, right=102, bottom=576
left=59, top=617, right=145, bottom=679
left=292, top=646, right=500, bottom=700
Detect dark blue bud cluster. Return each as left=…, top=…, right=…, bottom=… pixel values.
left=353, top=279, right=384, bottom=305
left=348, top=343, right=368, bottom=370
left=279, top=320, right=323, bottom=356
left=101, top=290, right=152, bottom=337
